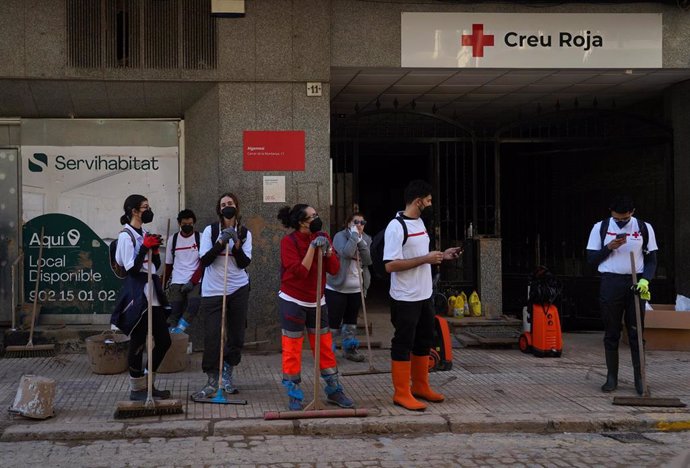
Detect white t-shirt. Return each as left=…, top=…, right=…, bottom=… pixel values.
left=586, top=217, right=658, bottom=274
left=383, top=214, right=432, bottom=301
left=165, top=232, right=200, bottom=285
left=199, top=224, right=252, bottom=297
left=115, top=224, right=160, bottom=306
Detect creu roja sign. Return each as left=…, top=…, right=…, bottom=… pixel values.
left=504, top=30, right=603, bottom=51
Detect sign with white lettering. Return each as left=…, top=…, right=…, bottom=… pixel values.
left=401, top=13, right=662, bottom=68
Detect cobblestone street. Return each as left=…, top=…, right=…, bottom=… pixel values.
left=1, top=431, right=689, bottom=467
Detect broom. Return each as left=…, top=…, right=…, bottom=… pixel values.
left=192, top=241, right=247, bottom=405
left=4, top=227, right=56, bottom=358
left=264, top=246, right=368, bottom=420
left=612, top=252, right=685, bottom=408
left=342, top=249, right=389, bottom=377
left=114, top=250, right=184, bottom=418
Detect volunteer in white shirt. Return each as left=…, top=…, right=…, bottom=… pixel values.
left=383, top=180, right=461, bottom=411
left=164, top=209, right=203, bottom=334
left=191, top=192, right=252, bottom=400
left=586, top=195, right=658, bottom=396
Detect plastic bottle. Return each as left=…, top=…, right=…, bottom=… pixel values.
left=469, top=290, right=482, bottom=317
left=456, top=291, right=467, bottom=318
left=447, top=296, right=456, bottom=317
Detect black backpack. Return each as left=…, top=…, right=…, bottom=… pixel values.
left=109, top=229, right=136, bottom=279
left=209, top=222, right=249, bottom=266
left=599, top=217, right=649, bottom=254
left=370, top=216, right=408, bottom=279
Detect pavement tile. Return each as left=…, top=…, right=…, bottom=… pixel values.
left=124, top=420, right=210, bottom=438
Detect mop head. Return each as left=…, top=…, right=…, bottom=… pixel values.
left=113, top=399, right=184, bottom=419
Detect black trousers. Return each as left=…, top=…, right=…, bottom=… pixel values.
left=325, top=289, right=361, bottom=329
left=128, top=305, right=172, bottom=377
left=389, top=297, right=434, bottom=361
left=600, top=273, right=645, bottom=355
left=200, top=284, right=250, bottom=373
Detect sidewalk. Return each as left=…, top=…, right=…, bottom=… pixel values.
left=1, top=312, right=689, bottom=442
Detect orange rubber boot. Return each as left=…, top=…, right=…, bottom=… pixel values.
left=411, top=355, right=445, bottom=402
left=391, top=360, right=426, bottom=411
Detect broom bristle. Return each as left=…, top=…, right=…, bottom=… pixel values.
left=113, top=399, right=184, bottom=419
left=3, top=344, right=57, bottom=358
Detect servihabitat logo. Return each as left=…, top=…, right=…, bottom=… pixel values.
left=29, top=152, right=160, bottom=172
left=461, top=23, right=604, bottom=58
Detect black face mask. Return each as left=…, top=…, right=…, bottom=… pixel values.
left=419, top=203, right=433, bottom=220
left=309, top=218, right=323, bottom=233
left=221, top=206, right=237, bottom=219
left=180, top=224, right=194, bottom=234
left=615, top=220, right=630, bottom=229
left=141, top=209, right=154, bottom=224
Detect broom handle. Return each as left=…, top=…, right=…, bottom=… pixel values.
left=313, top=249, right=324, bottom=410
left=629, top=252, right=649, bottom=397
left=11, top=252, right=23, bottom=331
left=161, top=219, right=171, bottom=284
left=146, top=250, right=154, bottom=407
left=28, top=227, right=45, bottom=346
left=355, top=249, right=374, bottom=370
left=218, top=242, right=230, bottom=387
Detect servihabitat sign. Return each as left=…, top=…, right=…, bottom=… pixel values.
left=23, top=214, right=122, bottom=316
left=401, top=13, right=662, bottom=68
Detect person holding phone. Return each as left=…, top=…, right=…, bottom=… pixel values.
left=383, top=180, right=462, bottom=411
left=586, top=195, right=658, bottom=396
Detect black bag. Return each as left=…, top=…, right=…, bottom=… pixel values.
left=109, top=229, right=136, bottom=279
left=370, top=216, right=408, bottom=279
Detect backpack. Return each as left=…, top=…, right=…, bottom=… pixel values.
left=170, top=231, right=201, bottom=263
left=370, top=216, right=408, bottom=279
left=109, top=229, right=136, bottom=279
left=599, top=217, right=649, bottom=255
left=209, top=222, right=249, bottom=268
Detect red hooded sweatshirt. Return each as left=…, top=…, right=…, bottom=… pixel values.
left=280, top=230, right=340, bottom=303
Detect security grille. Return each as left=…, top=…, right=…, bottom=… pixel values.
left=67, top=0, right=216, bottom=69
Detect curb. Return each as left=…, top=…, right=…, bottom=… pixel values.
left=2, top=412, right=690, bottom=442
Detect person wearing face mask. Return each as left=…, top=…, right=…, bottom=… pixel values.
left=276, top=204, right=355, bottom=411
left=586, top=195, right=658, bottom=396
left=383, top=180, right=462, bottom=411
left=325, top=212, right=372, bottom=362
left=164, top=209, right=203, bottom=334
left=191, top=193, right=252, bottom=400
left=110, top=194, right=172, bottom=401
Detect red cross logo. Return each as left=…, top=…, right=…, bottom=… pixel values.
left=461, top=24, right=495, bottom=58
left=632, top=231, right=640, bottom=239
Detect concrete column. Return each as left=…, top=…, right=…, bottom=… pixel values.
left=666, top=81, right=690, bottom=297
left=477, top=237, right=502, bottom=319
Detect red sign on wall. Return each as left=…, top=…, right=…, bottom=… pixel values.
left=243, top=130, right=305, bottom=171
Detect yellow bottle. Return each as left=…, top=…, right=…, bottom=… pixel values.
left=469, top=290, right=482, bottom=317
left=455, top=292, right=466, bottom=318
left=447, top=296, right=456, bottom=317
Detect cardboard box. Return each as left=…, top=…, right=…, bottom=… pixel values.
left=626, top=304, right=690, bottom=351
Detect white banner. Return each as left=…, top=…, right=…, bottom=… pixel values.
left=401, top=13, right=662, bottom=68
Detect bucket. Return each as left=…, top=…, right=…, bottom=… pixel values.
left=9, top=375, right=56, bottom=419
left=157, top=332, right=189, bottom=373
left=85, top=331, right=129, bottom=375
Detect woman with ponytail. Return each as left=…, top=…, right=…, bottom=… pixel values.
left=276, top=204, right=354, bottom=411
left=110, top=194, right=172, bottom=401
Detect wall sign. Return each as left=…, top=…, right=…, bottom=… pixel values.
left=401, top=13, right=662, bottom=68
left=263, top=176, right=286, bottom=203
left=243, top=131, right=305, bottom=171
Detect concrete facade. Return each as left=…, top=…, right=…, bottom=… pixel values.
left=2, top=0, right=690, bottom=336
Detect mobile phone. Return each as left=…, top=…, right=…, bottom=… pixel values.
left=616, top=233, right=626, bottom=240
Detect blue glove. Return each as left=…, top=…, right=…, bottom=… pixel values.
left=219, top=227, right=238, bottom=244
left=310, top=235, right=329, bottom=249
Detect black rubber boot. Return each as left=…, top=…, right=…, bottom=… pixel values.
left=601, top=349, right=618, bottom=392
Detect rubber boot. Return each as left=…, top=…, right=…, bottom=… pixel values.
left=171, top=318, right=189, bottom=334
left=322, top=373, right=355, bottom=408
left=631, top=347, right=644, bottom=396
left=341, top=324, right=365, bottom=362
left=222, top=362, right=238, bottom=394
left=410, top=355, right=445, bottom=402
left=151, top=372, right=171, bottom=399
left=391, top=360, right=426, bottom=411
left=330, top=328, right=340, bottom=354
left=601, top=349, right=618, bottom=393
left=129, top=376, right=149, bottom=401
left=282, top=379, right=304, bottom=411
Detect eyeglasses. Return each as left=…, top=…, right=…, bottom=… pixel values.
left=353, top=220, right=367, bottom=225
left=305, top=213, right=319, bottom=221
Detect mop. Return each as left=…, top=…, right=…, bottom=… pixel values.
left=612, top=252, right=685, bottom=408
left=191, top=242, right=247, bottom=405
left=264, top=247, right=369, bottom=420
left=342, top=249, right=390, bottom=376
left=114, top=251, right=184, bottom=418
left=4, top=227, right=56, bottom=358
